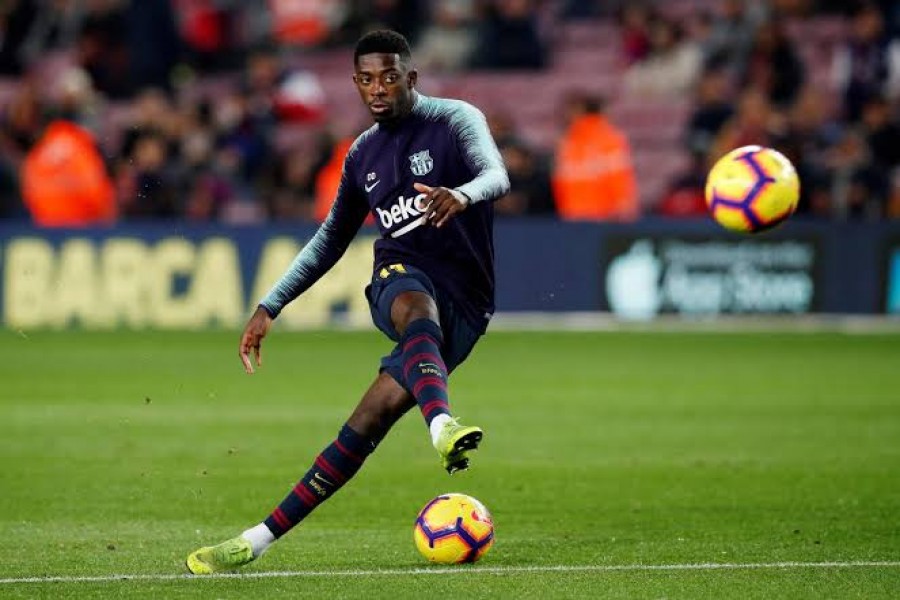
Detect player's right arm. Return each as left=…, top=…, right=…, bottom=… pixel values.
left=239, top=162, right=369, bottom=374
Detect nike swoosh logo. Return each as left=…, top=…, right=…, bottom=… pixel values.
left=313, top=472, right=333, bottom=486
left=364, top=181, right=380, bottom=193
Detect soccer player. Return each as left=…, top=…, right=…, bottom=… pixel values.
left=186, top=30, right=509, bottom=574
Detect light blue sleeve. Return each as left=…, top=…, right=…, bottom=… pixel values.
left=447, top=101, right=510, bottom=203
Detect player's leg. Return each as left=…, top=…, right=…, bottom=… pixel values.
left=389, top=290, right=450, bottom=431
left=186, top=374, right=415, bottom=574
left=388, top=290, right=482, bottom=474
left=258, top=373, right=413, bottom=541
left=367, top=264, right=484, bottom=472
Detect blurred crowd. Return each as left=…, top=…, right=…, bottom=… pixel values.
left=0, top=0, right=898, bottom=225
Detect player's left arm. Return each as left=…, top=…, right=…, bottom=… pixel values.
left=419, top=102, right=510, bottom=228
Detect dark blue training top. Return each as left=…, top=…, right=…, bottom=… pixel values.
left=259, top=92, right=510, bottom=326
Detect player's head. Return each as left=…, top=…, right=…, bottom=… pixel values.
left=353, top=30, right=417, bottom=123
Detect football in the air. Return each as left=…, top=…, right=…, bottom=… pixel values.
left=413, top=493, right=494, bottom=564
left=705, top=145, right=800, bottom=233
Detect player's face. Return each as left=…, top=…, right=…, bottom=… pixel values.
left=353, top=53, right=417, bottom=123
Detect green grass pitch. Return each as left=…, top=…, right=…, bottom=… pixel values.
left=1, top=328, right=898, bottom=598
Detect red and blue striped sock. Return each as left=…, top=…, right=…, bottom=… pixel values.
left=401, top=318, right=451, bottom=426
left=264, top=424, right=376, bottom=538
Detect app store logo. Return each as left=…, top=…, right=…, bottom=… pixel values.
left=605, top=241, right=662, bottom=320
left=603, top=236, right=816, bottom=318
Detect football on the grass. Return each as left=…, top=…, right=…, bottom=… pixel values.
left=414, top=493, right=494, bottom=564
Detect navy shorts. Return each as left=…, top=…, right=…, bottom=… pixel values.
left=364, top=263, right=488, bottom=385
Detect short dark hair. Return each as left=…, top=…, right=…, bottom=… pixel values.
left=584, top=95, right=606, bottom=114
left=565, top=90, right=606, bottom=115
left=354, top=30, right=412, bottom=65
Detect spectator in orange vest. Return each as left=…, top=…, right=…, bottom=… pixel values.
left=551, top=94, right=638, bottom=221
left=21, top=120, right=116, bottom=227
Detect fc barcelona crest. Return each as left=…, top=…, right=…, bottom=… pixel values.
left=409, top=150, right=434, bottom=176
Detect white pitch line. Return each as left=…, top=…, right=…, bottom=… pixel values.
left=2, top=561, right=899, bottom=585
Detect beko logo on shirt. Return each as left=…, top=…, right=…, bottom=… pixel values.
left=376, top=193, right=430, bottom=237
